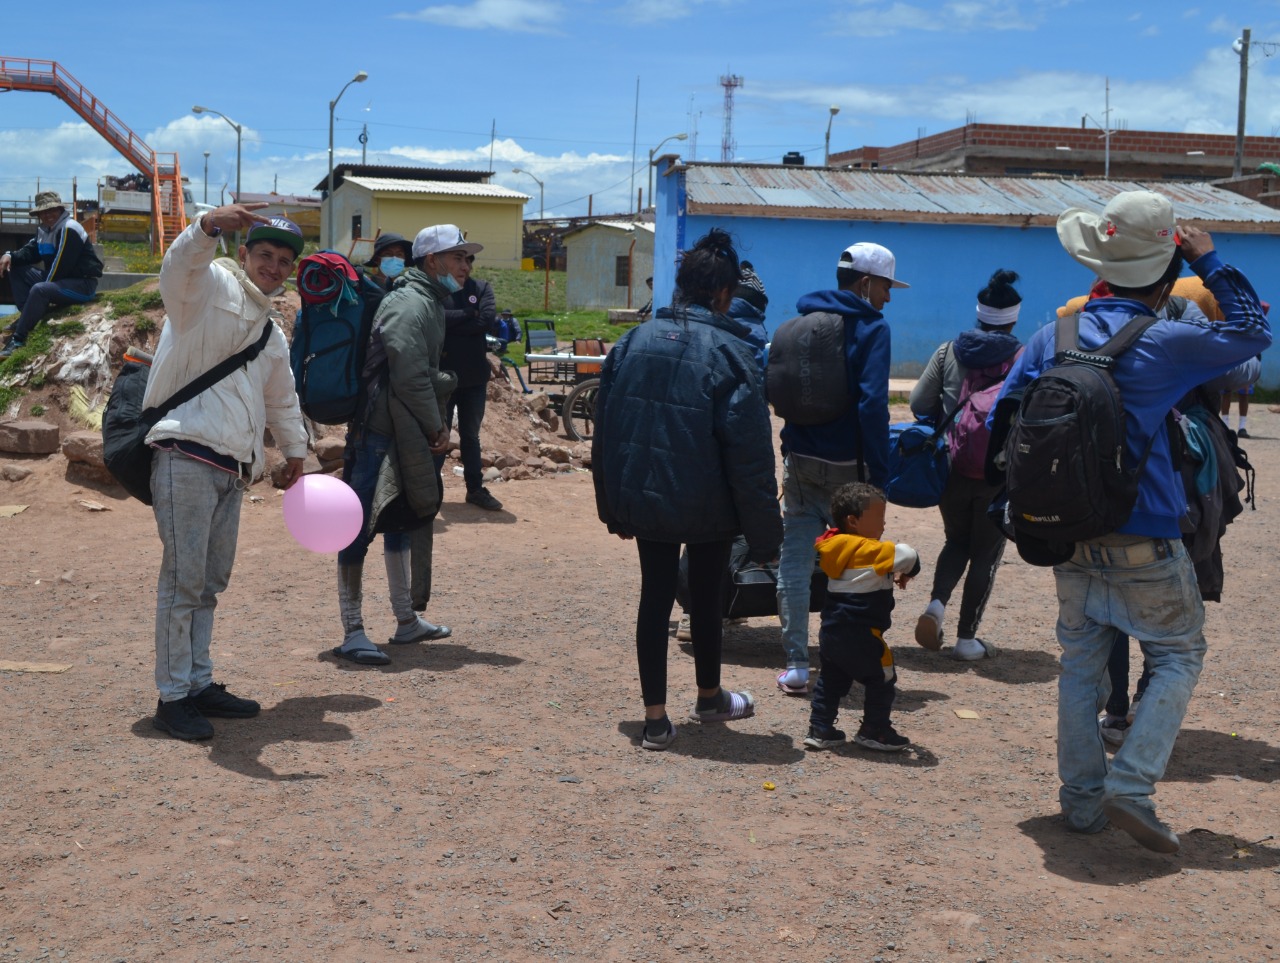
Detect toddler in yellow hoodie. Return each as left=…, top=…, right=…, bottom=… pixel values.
left=805, top=482, right=920, bottom=752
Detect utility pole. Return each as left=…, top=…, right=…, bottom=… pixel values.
left=1235, top=28, right=1251, bottom=179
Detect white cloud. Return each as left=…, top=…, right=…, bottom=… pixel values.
left=831, top=0, right=1043, bottom=36
left=393, top=0, right=563, bottom=33
left=616, top=0, right=733, bottom=26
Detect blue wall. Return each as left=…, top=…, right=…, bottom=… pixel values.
left=654, top=167, right=1280, bottom=385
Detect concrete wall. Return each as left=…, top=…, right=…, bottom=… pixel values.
left=324, top=185, right=525, bottom=269
left=654, top=166, right=1280, bottom=386
left=563, top=228, right=653, bottom=310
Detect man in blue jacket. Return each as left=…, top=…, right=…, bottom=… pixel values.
left=1, top=191, right=103, bottom=358
left=774, top=242, right=903, bottom=695
left=996, top=190, right=1271, bottom=853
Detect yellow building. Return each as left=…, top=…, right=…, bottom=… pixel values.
left=318, top=165, right=529, bottom=269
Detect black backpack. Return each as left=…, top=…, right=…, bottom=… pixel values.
left=1003, top=312, right=1160, bottom=557
left=765, top=312, right=852, bottom=425
left=102, top=321, right=273, bottom=504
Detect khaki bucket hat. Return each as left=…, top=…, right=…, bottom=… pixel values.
left=1056, top=190, right=1178, bottom=288
left=30, top=191, right=66, bottom=215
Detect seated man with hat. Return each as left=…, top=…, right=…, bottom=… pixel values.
left=0, top=191, right=104, bottom=358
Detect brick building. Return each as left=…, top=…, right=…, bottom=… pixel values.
left=831, top=123, right=1280, bottom=183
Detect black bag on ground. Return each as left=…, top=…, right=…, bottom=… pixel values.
left=102, top=321, right=273, bottom=505
left=676, top=536, right=828, bottom=619
left=1001, top=312, right=1160, bottom=563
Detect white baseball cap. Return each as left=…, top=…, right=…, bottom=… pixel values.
left=412, top=224, right=484, bottom=260
left=837, top=242, right=909, bottom=288
left=1056, top=190, right=1178, bottom=288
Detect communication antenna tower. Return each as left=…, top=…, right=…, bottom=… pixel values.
left=720, top=73, right=744, bottom=162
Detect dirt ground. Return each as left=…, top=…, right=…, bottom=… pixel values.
left=2, top=400, right=1279, bottom=963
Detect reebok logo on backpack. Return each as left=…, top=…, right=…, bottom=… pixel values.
left=291, top=252, right=376, bottom=425
left=1003, top=313, right=1160, bottom=553
left=766, top=312, right=851, bottom=425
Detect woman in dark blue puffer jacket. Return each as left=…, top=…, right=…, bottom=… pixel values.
left=593, top=228, right=783, bottom=751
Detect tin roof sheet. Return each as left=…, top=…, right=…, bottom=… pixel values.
left=343, top=175, right=528, bottom=200
left=681, top=164, right=1280, bottom=227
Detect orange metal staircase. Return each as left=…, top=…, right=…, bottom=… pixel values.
left=0, top=56, right=187, bottom=252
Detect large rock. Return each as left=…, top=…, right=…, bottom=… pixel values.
left=314, top=436, right=346, bottom=465
left=62, top=431, right=106, bottom=468
left=538, top=443, right=572, bottom=464
left=1, top=464, right=33, bottom=482
left=0, top=420, right=60, bottom=455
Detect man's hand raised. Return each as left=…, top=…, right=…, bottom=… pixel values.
left=1178, top=224, right=1215, bottom=264
left=201, top=203, right=273, bottom=238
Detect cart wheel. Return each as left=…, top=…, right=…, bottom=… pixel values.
left=563, top=378, right=601, bottom=442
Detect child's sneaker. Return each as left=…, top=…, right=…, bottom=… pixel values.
left=689, top=688, right=755, bottom=723
left=854, top=724, right=910, bottom=752
left=641, top=716, right=677, bottom=751
left=675, top=614, right=692, bottom=641
left=1099, top=713, right=1130, bottom=747
left=803, top=725, right=846, bottom=750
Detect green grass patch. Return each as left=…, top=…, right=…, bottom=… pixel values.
left=97, top=285, right=164, bottom=315
left=49, top=319, right=85, bottom=337
left=100, top=240, right=163, bottom=275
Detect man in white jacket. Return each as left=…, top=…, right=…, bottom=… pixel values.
left=146, top=203, right=308, bottom=740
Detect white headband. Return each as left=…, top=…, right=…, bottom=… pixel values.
left=976, top=302, right=1020, bottom=326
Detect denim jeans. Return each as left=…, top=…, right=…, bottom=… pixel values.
left=776, top=455, right=863, bottom=669
left=1055, top=536, right=1205, bottom=830
left=151, top=449, right=243, bottom=702
left=445, top=383, right=487, bottom=493
left=339, top=429, right=409, bottom=565
left=9, top=265, right=97, bottom=341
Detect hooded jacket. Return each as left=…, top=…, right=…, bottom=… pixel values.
left=910, top=327, right=1023, bottom=423
left=143, top=216, right=306, bottom=477
left=778, top=289, right=891, bottom=486
left=593, top=303, right=782, bottom=560
left=996, top=250, right=1271, bottom=539
left=363, top=267, right=456, bottom=531
left=726, top=296, right=768, bottom=375
left=9, top=211, right=103, bottom=282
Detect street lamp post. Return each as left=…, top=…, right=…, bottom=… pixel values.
left=512, top=167, right=545, bottom=220
left=647, top=133, right=687, bottom=211
left=327, top=70, right=369, bottom=250
left=824, top=105, right=841, bottom=167
left=202, top=151, right=210, bottom=204
left=192, top=105, right=243, bottom=243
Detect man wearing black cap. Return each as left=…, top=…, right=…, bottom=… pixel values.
left=145, top=203, right=309, bottom=741
left=440, top=247, right=501, bottom=510
left=0, top=190, right=103, bottom=358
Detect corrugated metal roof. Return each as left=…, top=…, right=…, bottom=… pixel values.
left=681, top=164, right=1280, bottom=228
left=344, top=175, right=528, bottom=200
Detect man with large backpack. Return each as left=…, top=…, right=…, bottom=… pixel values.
left=766, top=242, right=905, bottom=695
left=994, top=191, right=1271, bottom=853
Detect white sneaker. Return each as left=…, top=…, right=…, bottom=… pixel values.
left=675, top=614, right=692, bottom=641
left=952, top=637, right=998, bottom=661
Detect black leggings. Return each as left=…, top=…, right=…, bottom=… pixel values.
left=635, top=538, right=732, bottom=707
left=930, top=474, right=1007, bottom=638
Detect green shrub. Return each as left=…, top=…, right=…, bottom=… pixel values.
left=134, top=317, right=156, bottom=334
left=50, top=319, right=85, bottom=337
left=29, top=404, right=45, bottom=417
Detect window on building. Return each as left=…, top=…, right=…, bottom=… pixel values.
left=351, top=214, right=363, bottom=239
left=615, top=255, right=630, bottom=287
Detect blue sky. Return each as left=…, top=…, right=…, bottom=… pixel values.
left=1, top=1, right=1277, bottom=219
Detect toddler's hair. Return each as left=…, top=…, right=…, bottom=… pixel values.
left=830, top=482, right=885, bottom=525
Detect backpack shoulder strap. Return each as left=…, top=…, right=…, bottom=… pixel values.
left=142, top=319, right=274, bottom=426
left=1054, top=312, right=1159, bottom=367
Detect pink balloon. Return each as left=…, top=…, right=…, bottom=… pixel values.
left=282, top=474, right=364, bottom=553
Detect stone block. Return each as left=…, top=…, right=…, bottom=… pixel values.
left=538, top=443, right=572, bottom=464
left=62, top=431, right=106, bottom=468
left=0, top=420, right=60, bottom=455
left=314, top=436, right=346, bottom=464
left=2, top=464, right=33, bottom=482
